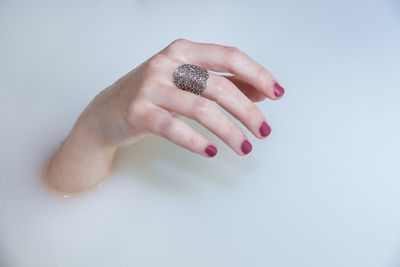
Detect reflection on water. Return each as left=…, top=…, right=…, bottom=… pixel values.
left=0, top=116, right=257, bottom=266
left=113, top=121, right=255, bottom=194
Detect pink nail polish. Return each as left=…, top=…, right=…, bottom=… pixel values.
left=205, top=144, right=217, bottom=157
left=259, top=121, right=271, bottom=137
left=241, top=140, right=252, bottom=154
left=273, top=82, right=285, bottom=97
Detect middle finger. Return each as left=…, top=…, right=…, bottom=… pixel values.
left=204, top=72, right=272, bottom=139
left=147, top=54, right=272, bottom=140
left=152, top=81, right=253, bottom=156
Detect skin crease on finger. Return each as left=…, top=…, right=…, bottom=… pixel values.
left=223, top=75, right=268, bottom=102
left=45, top=38, right=285, bottom=195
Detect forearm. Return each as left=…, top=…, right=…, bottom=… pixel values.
left=46, top=110, right=118, bottom=195
left=44, top=39, right=284, bottom=195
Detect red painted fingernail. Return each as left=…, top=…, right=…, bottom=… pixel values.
left=273, top=82, right=285, bottom=97
left=241, top=140, right=252, bottom=154
left=205, top=144, right=218, bottom=157
left=259, top=121, right=271, bottom=137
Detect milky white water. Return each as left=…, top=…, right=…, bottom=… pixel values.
left=1, top=0, right=400, bottom=266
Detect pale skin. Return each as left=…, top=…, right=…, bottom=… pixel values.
left=45, top=38, right=285, bottom=195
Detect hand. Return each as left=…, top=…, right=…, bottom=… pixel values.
left=45, top=38, right=285, bottom=195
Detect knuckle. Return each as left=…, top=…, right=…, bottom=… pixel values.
left=226, top=45, right=241, bottom=55
left=170, top=38, right=190, bottom=48
left=244, top=103, right=258, bottom=117
left=125, top=100, right=151, bottom=132
left=225, top=46, right=243, bottom=65
left=127, top=99, right=147, bottom=120
left=193, top=98, right=213, bottom=119
left=226, top=123, right=239, bottom=138
left=164, top=38, right=190, bottom=55
left=146, top=53, right=167, bottom=71
left=255, top=66, right=267, bottom=85
left=187, top=135, right=197, bottom=148
left=159, top=118, right=179, bottom=137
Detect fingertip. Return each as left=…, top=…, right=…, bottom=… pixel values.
left=241, top=140, right=252, bottom=155
left=259, top=121, right=271, bottom=138
left=205, top=144, right=218, bottom=157
left=273, top=82, right=285, bottom=98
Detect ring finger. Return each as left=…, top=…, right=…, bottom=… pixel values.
left=151, top=81, right=253, bottom=156
left=203, top=72, right=272, bottom=139
left=149, top=54, right=272, bottom=140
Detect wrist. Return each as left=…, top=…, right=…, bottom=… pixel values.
left=73, top=103, right=120, bottom=149
left=46, top=108, right=118, bottom=195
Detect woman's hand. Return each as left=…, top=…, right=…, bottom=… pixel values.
left=45, top=38, right=285, bottom=195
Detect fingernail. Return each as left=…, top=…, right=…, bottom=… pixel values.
left=259, top=121, right=271, bottom=137
left=205, top=144, right=218, bottom=157
left=273, top=82, right=285, bottom=97
left=241, top=140, right=252, bottom=155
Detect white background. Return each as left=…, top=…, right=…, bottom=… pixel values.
left=1, top=0, right=400, bottom=266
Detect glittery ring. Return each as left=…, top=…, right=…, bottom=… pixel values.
left=173, top=64, right=209, bottom=96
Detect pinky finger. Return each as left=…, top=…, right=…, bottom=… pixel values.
left=145, top=106, right=218, bottom=158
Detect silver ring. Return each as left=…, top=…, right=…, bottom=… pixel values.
left=173, top=64, right=209, bottom=96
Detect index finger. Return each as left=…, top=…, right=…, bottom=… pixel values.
left=160, top=38, right=285, bottom=100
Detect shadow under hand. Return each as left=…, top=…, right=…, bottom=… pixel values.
left=112, top=123, right=256, bottom=195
